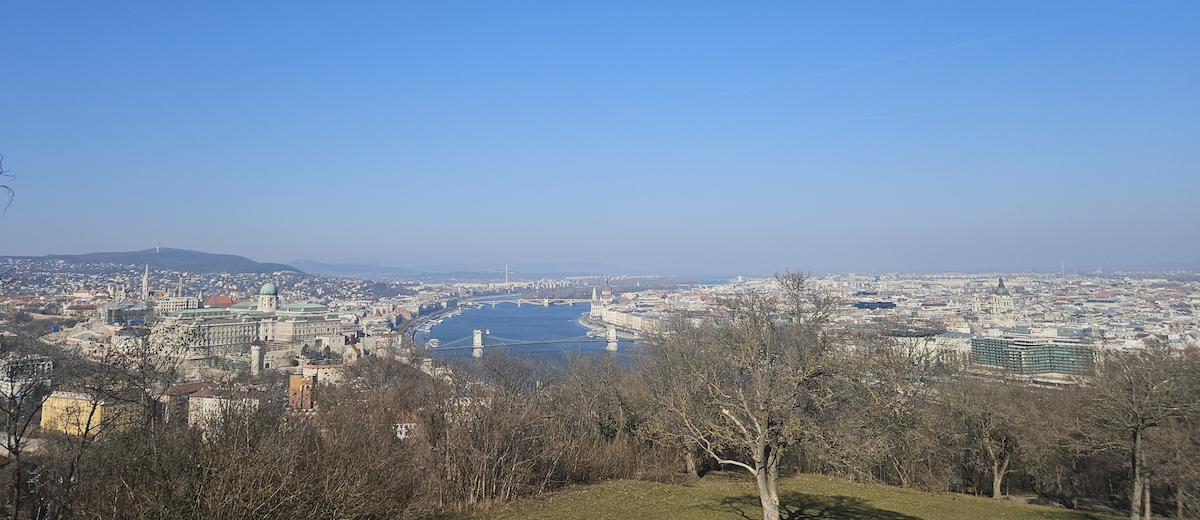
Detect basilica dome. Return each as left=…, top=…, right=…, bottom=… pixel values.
left=993, top=278, right=1010, bottom=296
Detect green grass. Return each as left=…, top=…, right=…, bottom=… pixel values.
left=462, top=472, right=1123, bottom=520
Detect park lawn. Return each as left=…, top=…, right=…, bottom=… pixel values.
left=463, top=472, right=1123, bottom=520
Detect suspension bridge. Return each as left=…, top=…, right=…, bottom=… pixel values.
left=469, top=298, right=593, bottom=308
left=427, top=326, right=621, bottom=357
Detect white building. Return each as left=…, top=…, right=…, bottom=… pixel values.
left=157, top=296, right=200, bottom=314
left=152, top=282, right=344, bottom=361
left=0, top=354, right=52, bottom=397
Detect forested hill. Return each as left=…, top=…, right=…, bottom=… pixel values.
left=7, top=248, right=300, bottom=274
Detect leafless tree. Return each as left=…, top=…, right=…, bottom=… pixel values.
left=1085, top=340, right=1199, bottom=520
left=432, top=354, right=559, bottom=507
left=0, top=332, right=55, bottom=520
left=549, top=354, right=668, bottom=483
left=0, top=153, right=12, bottom=216
left=939, top=379, right=1042, bottom=498
left=639, top=272, right=839, bottom=520
left=821, top=329, right=945, bottom=490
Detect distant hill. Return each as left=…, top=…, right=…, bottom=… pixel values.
left=14, top=248, right=301, bottom=274
left=410, top=262, right=652, bottom=277
left=289, top=260, right=650, bottom=281
left=288, top=260, right=419, bottom=279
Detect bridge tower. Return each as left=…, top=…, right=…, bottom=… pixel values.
left=543, top=298, right=549, bottom=307
left=606, top=325, right=618, bottom=352
left=472, top=329, right=484, bottom=358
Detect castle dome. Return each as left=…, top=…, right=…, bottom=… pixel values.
left=259, top=282, right=278, bottom=296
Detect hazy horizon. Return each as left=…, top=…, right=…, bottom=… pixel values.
left=2, top=2, right=1196, bottom=275
left=7, top=247, right=1194, bottom=279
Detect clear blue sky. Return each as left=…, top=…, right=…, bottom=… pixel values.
left=1, top=1, right=1197, bottom=275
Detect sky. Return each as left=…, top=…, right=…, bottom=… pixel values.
left=1, top=1, right=1197, bottom=276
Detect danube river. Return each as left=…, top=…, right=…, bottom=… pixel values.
left=416, top=301, right=638, bottom=364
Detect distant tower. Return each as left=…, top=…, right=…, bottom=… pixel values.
left=505, top=264, right=509, bottom=284
left=250, top=343, right=264, bottom=375
left=141, top=264, right=149, bottom=301
left=591, top=286, right=598, bottom=302
left=258, top=282, right=279, bottom=313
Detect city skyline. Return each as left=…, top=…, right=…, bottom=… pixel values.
left=1, top=2, right=1197, bottom=275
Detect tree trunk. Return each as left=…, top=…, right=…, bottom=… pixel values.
left=1175, top=486, right=1183, bottom=520
left=1131, top=428, right=1143, bottom=520
left=1142, top=477, right=1150, bottom=520
left=754, top=444, right=781, bottom=520
left=992, top=457, right=1010, bottom=499
left=10, top=460, right=21, bottom=520
left=685, top=451, right=699, bottom=479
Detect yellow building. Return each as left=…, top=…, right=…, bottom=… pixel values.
left=40, top=390, right=139, bottom=436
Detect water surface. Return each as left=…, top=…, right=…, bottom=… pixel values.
left=417, top=302, right=637, bottom=364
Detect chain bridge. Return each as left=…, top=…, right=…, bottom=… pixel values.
left=427, top=326, right=621, bottom=358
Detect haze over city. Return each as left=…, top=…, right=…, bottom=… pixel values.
left=3, top=5, right=1200, bottom=518
left=1, top=2, right=1196, bottom=275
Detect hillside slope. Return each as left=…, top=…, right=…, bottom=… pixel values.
left=466, top=473, right=1122, bottom=520
left=12, top=248, right=300, bottom=274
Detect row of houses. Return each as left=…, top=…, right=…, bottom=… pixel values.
left=38, top=382, right=286, bottom=435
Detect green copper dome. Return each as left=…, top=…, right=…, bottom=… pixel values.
left=259, top=282, right=277, bottom=296
left=993, top=278, right=1010, bottom=296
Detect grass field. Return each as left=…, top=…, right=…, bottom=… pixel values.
left=463, top=472, right=1124, bottom=520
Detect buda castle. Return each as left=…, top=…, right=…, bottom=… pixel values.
left=152, top=282, right=342, bottom=360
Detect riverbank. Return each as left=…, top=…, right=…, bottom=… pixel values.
left=577, top=314, right=604, bottom=331
left=578, top=314, right=642, bottom=341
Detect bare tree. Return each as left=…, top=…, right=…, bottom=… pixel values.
left=1143, top=414, right=1200, bottom=519
left=939, top=379, right=1041, bottom=498
left=432, top=354, right=558, bottom=507
left=549, top=354, right=665, bottom=483
left=0, top=153, right=12, bottom=215
left=1086, top=340, right=1199, bottom=520
left=639, top=272, right=838, bottom=520
left=0, top=332, right=55, bottom=520
left=0, top=153, right=21, bottom=287
left=825, top=329, right=944, bottom=489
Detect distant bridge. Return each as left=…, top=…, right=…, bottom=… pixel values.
left=470, top=298, right=593, bottom=308
left=427, top=326, right=620, bottom=357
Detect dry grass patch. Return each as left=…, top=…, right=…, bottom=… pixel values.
left=461, top=472, right=1124, bottom=520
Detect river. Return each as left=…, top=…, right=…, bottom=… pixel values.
left=415, top=300, right=638, bottom=364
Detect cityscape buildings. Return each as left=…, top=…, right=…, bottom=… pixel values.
left=3, top=254, right=1197, bottom=392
